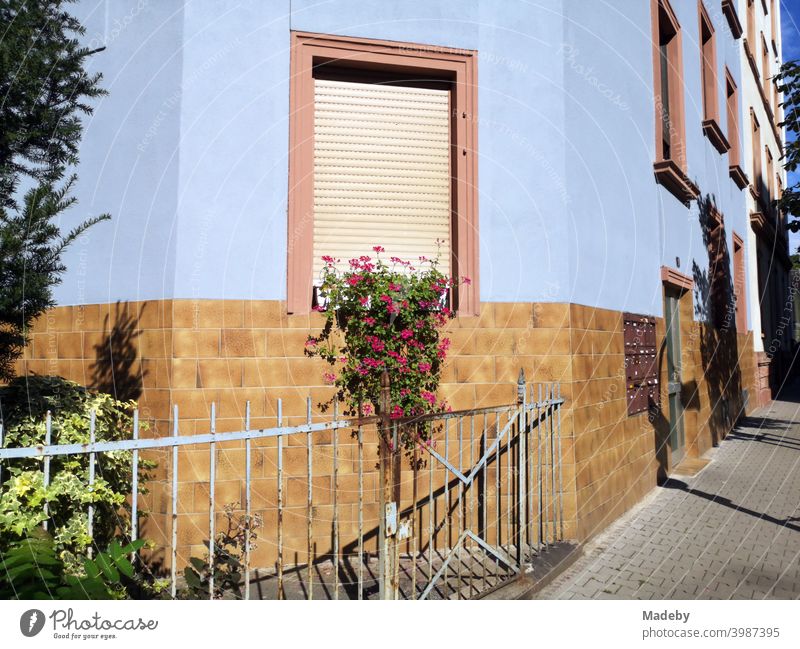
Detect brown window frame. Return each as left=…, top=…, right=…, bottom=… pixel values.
left=287, top=31, right=479, bottom=315
left=746, top=0, right=756, bottom=60
left=770, top=0, right=777, bottom=53
left=732, top=232, right=747, bottom=333
left=761, top=33, right=770, bottom=107
left=725, top=69, right=748, bottom=189
left=652, top=0, right=697, bottom=203
left=721, top=0, right=743, bottom=39
left=699, top=2, right=728, bottom=153
left=750, top=109, right=762, bottom=202
left=765, top=145, right=774, bottom=213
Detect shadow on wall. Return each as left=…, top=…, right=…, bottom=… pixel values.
left=90, top=302, right=146, bottom=402
left=690, top=194, right=743, bottom=446
left=650, top=335, right=672, bottom=485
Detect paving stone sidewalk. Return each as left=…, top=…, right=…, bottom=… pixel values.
left=536, top=382, right=800, bottom=600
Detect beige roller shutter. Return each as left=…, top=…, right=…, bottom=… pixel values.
left=312, top=78, right=452, bottom=280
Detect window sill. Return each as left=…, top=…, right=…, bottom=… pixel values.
left=729, top=164, right=748, bottom=190
left=721, top=0, right=743, bottom=39
left=653, top=160, right=700, bottom=205
left=702, top=119, right=730, bottom=154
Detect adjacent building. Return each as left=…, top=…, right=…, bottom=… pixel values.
left=737, top=0, right=792, bottom=404
left=18, top=0, right=790, bottom=554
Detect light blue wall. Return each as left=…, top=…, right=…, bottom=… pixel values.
left=58, top=0, right=184, bottom=306
left=57, top=0, right=749, bottom=323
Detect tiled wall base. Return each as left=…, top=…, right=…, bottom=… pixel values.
left=15, top=299, right=758, bottom=565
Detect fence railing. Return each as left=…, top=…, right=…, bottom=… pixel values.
left=0, top=374, right=564, bottom=600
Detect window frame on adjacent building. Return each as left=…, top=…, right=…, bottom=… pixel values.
left=761, top=33, right=771, bottom=108
left=750, top=109, right=762, bottom=202
left=770, top=0, right=777, bottom=53
left=746, top=0, right=756, bottom=59
left=720, top=0, right=743, bottom=39
left=732, top=231, right=747, bottom=333
left=652, top=0, right=697, bottom=203
left=287, top=31, right=479, bottom=315
left=765, top=145, right=774, bottom=213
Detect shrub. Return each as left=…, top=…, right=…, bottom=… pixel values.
left=181, top=502, right=262, bottom=600
left=0, top=376, right=153, bottom=569
left=0, top=527, right=146, bottom=599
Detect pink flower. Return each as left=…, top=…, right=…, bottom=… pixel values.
left=389, top=282, right=402, bottom=292
left=400, top=329, right=413, bottom=340
left=379, top=294, right=392, bottom=303
left=462, top=276, right=472, bottom=285
left=420, top=390, right=436, bottom=405
left=400, top=388, right=411, bottom=397
left=321, top=255, right=335, bottom=264
left=390, top=405, right=404, bottom=419
left=373, top=246, right=385, bottom=253
left=359, top=296, right=370, bottom=306
left=305, top=337, right=317, bottom=348
left=364, top=317, right=376, bottom=326
left=418, top=362, right=432, bottom=372
left=312, top=305, right=326, bottom=312
left=322, top=371, right=336, bottom=384
left=347, top=275, right=363, bottom=287
left=361, top=404, right=374, bottom=416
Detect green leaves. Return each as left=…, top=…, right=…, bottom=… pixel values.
left=0, top=529, right=146, bottom=600
left=0, top=0, right=109, bottom=380
left=0, top=375, right=154, bottom=564
left=179, top=504, right=261, bottom=600
left=775, top=60, right=800, bottom=228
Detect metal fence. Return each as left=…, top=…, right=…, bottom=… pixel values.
left=0, top=373, right=564, bottom=600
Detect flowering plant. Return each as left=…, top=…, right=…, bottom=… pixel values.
left=306, top=247, right=467, bottom=450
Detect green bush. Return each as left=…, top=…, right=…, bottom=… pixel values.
left=0, top=376, right=154, bottom=568
left=0, top=527, right=146, bottom=599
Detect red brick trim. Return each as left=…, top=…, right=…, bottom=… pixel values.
left=721, top=0, right=743, bottom=38
left=651, top=0, right=688, bottom=173
left=732, top=231, right=747, bottom=333
left=661, top=266, right=694, bottom=292
left=653, top=160, right=700, bottom=204
left=287, top=31, right=479, bottom=315
left=729, top=164, right=749, bottom=189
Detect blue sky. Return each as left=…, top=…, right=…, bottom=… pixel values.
left=782, top=0, right=800, bottom=252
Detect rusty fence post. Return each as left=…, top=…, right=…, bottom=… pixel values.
left=378, top=369, right=399, bottom=600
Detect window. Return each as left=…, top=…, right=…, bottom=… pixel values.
left=700, top=3, right=728, bottom=153
left=773, top=78, right=780, bottom=122
left=652, top=0, right=696, bottom=202
left=721, top=0, right=743, bottom=39
left=750, top=110, right=762, bottom=200
left=732, top=232, right=746, bottom=333
left=726, top=70, right=747, bottom=188
left=761, top=34, right=770, bottom=108
left=746, top=0, right=756, bottom=56
left=706, top=208, right=730, bottom=329
left=770, top=0, right=777, bottom=51
left=700, top=4, right=717, bottom=122
left=765, top=146, right=774, bottom=211
left=287, top=32, right=479, bottom=315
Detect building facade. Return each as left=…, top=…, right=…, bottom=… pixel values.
left=17, top=0, right=789, bottom=557
left=737, top=0, right=792, bottom=405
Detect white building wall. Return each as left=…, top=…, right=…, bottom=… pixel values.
left=738, top=0, right=787, bottom=354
